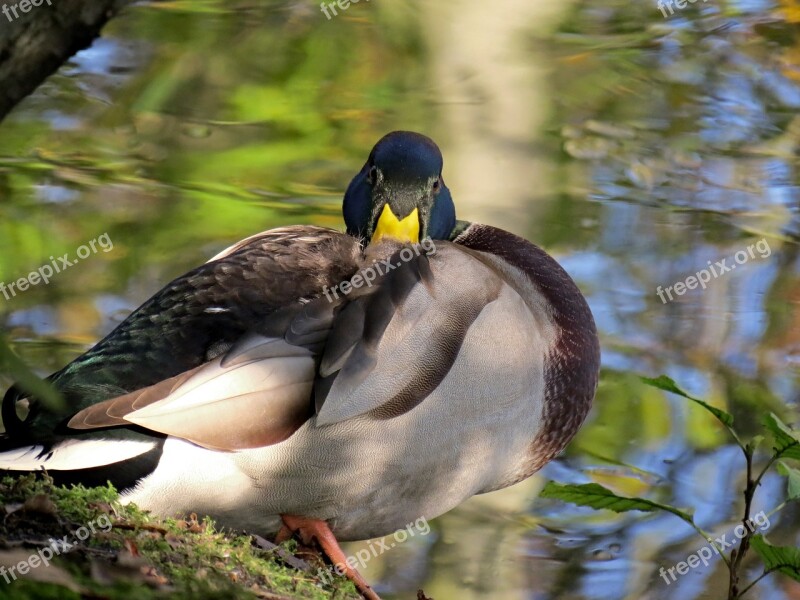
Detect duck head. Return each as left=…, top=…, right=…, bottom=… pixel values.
left=343, top=131, right=456, bottom=244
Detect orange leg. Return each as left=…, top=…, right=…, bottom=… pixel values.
left=279, top=514, right=381, bottom=600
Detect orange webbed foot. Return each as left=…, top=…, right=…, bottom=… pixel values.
left=279, top=514, right=381, bottom=600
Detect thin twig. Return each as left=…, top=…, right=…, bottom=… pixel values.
left=737, top=569, right=775, bottom=598
left=727, top=447, right=757, bottom=599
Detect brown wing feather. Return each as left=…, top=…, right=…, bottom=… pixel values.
left=67, top=335, right=315, bottom=451
left=67, top=364, right=208, bottom=428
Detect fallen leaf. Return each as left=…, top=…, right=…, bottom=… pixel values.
left=87, top=501, right=116, bottom=516
left=176, top=513, right=203, bottom=533
left=0, top=549, right=81, bottom=592
left=90, top=546, right=159, bottom=587
left=23, top=494, right=57, bottom=517
left=123, top=539, right=140, bottom=557
left=4, top=502, right=23, bottom=515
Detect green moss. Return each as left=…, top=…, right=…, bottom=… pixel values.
left=0, top=475, right=359, bottom=599
left=0, top=580, right=83, bottom=600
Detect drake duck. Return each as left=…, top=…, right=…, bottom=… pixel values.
left=0, top=131, right=600, bottom=599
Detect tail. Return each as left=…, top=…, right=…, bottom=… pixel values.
left=0, top=384, right=165, bottom=490
left=1, top=383, right=33, bottom=442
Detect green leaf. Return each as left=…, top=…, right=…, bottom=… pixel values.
left=776, top=462, right=800, bottom=500
left=540, top=482, right=694, bottom=523
left=748, top=435, right=765, bottom=454
left=764, top=413, right=800, bottom=461
left=750, top=535, right=800, bottom=582
left=0, top=335, right=64, bottom=412
left=640, top=375, right=734, bottom=427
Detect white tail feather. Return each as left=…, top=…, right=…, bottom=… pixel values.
left=0, top=439, right=157, bottom=471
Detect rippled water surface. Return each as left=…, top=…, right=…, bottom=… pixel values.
left=1, top=0, right=800, bottom=598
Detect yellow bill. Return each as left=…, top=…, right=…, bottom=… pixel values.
left=371, top=204, right=419, bottom=244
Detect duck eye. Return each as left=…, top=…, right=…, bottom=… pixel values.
left=432, top=178, right=441, bottom=192
left=367, top=166, right=378, bottom=185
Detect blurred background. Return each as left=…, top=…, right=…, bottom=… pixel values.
left=1, top=0, right=800, bottom=598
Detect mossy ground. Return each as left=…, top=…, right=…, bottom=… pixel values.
left=0, top=474, right=360, bottom=600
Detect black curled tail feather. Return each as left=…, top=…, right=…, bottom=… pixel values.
left=2, top=384, right=31, bottom=440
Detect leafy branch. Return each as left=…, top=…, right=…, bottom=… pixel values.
left=540, top=375, right=800, bottom=600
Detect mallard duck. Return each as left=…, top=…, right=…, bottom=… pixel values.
left=0, top=131, right=600, bottom=599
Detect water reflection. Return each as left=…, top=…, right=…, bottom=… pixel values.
left=1, top=0, right=799, bottom=598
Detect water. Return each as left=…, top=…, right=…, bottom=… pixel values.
left=1, top=0, right=799, bottom=598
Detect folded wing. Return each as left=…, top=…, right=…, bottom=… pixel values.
left=69, top=336, right=315, bottom=451
left=68, top=243, right=504, bottom=449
